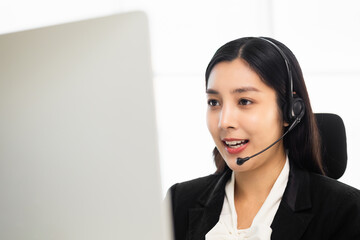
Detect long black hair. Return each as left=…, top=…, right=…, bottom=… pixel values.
left=205, top=37, right=324, bottom=175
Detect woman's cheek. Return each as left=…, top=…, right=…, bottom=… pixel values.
left=245, top=112, right=262, bottom=132
left=206, top=111, right=219, bottom=138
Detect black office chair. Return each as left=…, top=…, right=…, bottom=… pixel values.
left=315, top=113, right=347, bottom=179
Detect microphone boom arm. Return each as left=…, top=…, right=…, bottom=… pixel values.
left=236, top=117, right=301, bottom=165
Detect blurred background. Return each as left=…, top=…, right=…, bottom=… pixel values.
left=1, top=0, right=359, bottom=195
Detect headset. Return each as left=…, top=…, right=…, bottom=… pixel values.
left=236, top=38, right=306, bottom=165
left=258, top=37, right=305, bottom=123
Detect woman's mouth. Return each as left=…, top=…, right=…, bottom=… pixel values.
left=222, top=139, right=249, bottom=154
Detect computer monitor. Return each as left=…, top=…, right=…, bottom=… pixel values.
left=0, top=11, right=170, bottom=240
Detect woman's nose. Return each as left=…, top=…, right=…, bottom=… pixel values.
left=219, top=105, right=238, bottom=129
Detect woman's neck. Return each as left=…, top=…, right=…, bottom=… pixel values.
left=234, top=152, right=287, bottom=202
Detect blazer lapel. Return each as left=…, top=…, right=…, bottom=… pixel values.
left=188, top=169, right=232, bottom=240
left=186, top=164, right=315, bottom=240
left=271, top=164, right=314, bottom=240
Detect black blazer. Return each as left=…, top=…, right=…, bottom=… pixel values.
left=168, top=163, right=360, bottom=240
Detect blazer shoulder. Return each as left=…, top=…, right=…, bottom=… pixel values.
left=166, top=171, right=230, bottom=240
left=169, top=173, right=223, bottom=207
left=308, top=173, right=360, bottom=238
left=309, top=172, right=360, bottom=198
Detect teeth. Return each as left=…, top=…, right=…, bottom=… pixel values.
left=225, top=140, right=248, bottom=148
left=225, top=140, right=245, bottom=145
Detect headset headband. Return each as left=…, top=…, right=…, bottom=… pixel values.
left=258, top=37, right=305, bottom=122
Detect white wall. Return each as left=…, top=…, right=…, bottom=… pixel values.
left=271, top=0, right=360, bottom=190
left=1, top=0, right=359, bottom=195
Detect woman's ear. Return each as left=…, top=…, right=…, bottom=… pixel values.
left=283, top=121, right=290, bottom=127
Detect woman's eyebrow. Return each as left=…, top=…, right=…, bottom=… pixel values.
left=232, top=87, right=259, bottom=94
left=206, top=89, right=219, bottom=94
left=206, top=87, right=260, bottom=95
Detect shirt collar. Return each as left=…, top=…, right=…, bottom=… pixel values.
left=225, top=156, right=290, bottom=230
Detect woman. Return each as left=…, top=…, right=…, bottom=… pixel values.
left=167, top=37, right=360, bottom=239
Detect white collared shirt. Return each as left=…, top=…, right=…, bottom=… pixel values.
left=206, top=157, right=290, bottom=240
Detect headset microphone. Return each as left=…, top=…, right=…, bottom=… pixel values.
left=236, top=117, right=301, bottom=165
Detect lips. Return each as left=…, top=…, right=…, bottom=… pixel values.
left=222, top=138, right=249, bottom=154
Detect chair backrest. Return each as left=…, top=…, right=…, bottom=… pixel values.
left=315, top=113, right=347, bottom=179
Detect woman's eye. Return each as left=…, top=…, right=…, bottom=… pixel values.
left=207, top=99, right=220, bottom=107
left=239, top=99, right=252, bottom=105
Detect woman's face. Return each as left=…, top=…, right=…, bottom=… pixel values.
left=206, top=58, right=287, bottom=172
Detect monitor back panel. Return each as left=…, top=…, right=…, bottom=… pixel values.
left=0, top=12, right=164, bottom=240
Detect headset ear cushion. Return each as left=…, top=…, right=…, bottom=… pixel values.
left=292, top=98, right=305, bottom=120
